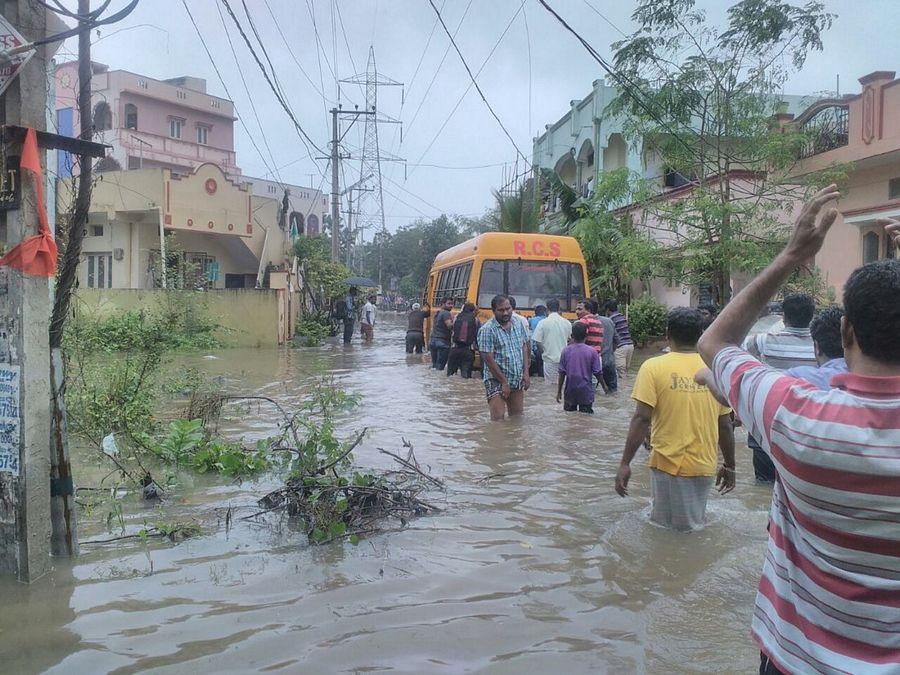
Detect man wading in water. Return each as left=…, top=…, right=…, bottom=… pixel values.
left=697, top=186, right=900, bottom=675
left=477, top=294, right=530, bottom=421
left=615, top=307, right=735, bottom=532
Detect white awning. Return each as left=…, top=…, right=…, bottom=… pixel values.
left=844, top=206, right=900, bottom=226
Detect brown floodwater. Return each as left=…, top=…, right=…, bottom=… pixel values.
left=0, top=314, right=775, bottom=674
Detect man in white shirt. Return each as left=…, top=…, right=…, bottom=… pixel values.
left=509, top=296, right=531, bottom=337
left=360, top=295, right=377, bottom=342
left=532, top=298, right=572, bottom=381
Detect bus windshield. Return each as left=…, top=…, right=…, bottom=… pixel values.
left=477, top=260, right=585, bottom=311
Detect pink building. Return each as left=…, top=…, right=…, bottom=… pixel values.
left=790, top=71, right=899, bottom=300
left=616, top=70, right=900, bottom=306
left=54, top=61, right=239, bottom=178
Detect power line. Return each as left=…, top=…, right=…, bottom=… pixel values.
left=410, top=0, right=527, bottom=179
left=404, top=0, right=474, bottom=138
left=523, top=4, right=533, bottom=138
left=404, top=0, right=446, bottom=106
left=260, top=0, right=332, bottom=104
left=381, top=172, right=445, bottom=214
left=334, top=0, right=365, bottom=100
left=535, top=0, right=717, bottom=187
left=539, top=0, right=767, bottom=198
left=213, top=0, right=284, bottom=187
left=181, top=0, right=289, bottom=184
left=21, top=0, right=139, bottom=49
left=239, top=0, right=289, bottom=102
left=427, top=0, right=528, bottom=165
left=219, top=0, right=327, bottom=157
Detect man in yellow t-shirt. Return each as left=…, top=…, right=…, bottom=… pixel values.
left=615, top=307, right=735, bottom=531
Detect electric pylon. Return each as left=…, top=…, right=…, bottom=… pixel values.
left=340, top=47, right=403, bottom=274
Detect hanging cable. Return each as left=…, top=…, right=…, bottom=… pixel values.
left=426, top=0, right=528, bottom=166
left=213, top=1, right=286, bottom=187
left=182, top=0, right=294, bottom=185
left=11, top=0, right=139, bottom=50
left=219, top=0, right=327, bottom=157
left=409, top=0, right=527, bottom=180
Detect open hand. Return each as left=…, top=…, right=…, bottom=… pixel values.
left=785, top=184, right=841, bottom=261
left=716, top=465, right=736, bottom=494
left=523, top=374, right=531, bottom=391
left=878, top=217, right=900, bottom=252
left=615, top=463, right=631, bottom=497
left=501, top=381, right=511, bottom=400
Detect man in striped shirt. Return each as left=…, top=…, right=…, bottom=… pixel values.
left=697, top=185, right=900, bottom=675
left=606, top=300, right=635, bottom=379
left=742, top=293, right=817, bottom=482
left=576, top=299, right=604, bottom=350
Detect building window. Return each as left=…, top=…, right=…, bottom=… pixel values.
left=92, top=101, right=112, bottom=131
left=91, top=224, right=104, bottom=237
left=210, top=99, right=221, bottom=109
left=138, top=79, right=148, bottom=89
left=176, top=90, right=187, bottom=100
left=124, top=103, right=138, bottom=130
left=197, top=125, right=209, bottom=145
left=863, top=231, right=880, bottom=264
left=267, top=185, right=277, bottom=194
left=86, top=253, right=113, bottom=288
left=168, top=117, right=184, bottom=139
left=663, top=167, right=693, bottom=188
left=889, top=177, right=900, bottom=201
left=289, top=211, right=305, bottom=235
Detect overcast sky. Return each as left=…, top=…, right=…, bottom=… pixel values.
left=62, top=0, right=900, bottom=234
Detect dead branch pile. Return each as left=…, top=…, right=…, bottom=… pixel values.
left=251, top=441, right=442, bottom=544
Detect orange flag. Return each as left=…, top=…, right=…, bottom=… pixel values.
left=0, top=128, right=59, bottom=276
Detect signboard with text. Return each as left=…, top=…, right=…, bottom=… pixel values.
left=0, top=16, right=34, bottom=97
left=0, top=364, right=20, bottom=476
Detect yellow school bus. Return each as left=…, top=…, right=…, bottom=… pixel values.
left=424, top=232, right=590, bottom=332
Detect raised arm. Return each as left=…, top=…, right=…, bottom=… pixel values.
left=698, top=184, right=840, bottom=367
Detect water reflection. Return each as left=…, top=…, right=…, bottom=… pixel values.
left=0, top=314, right=774, bottom=673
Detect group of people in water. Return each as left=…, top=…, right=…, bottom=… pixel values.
left=397, top=186, right=900, bottom=675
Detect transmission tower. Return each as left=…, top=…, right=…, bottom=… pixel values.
left=340, top=47, right=403, bottom=278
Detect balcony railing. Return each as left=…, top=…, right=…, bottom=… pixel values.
left=117, top=128, right=238, bottom=170
left=798, top=105, right=849, bottom=159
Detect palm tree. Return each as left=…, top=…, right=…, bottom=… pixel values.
left=492, top=183, right=539, bottom=233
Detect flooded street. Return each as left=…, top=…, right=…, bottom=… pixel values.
left=1, top=315, right=774, bottom=674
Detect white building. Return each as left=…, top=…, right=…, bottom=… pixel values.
left=242, top=176, right=329, bottom=237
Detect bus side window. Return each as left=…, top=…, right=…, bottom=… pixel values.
left=459, top=262, right=472, bottom=303
left=448, top=266, right=462, bottom=306
left=435, top=269, right=447, bottom=303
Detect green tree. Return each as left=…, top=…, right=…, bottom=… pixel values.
left=607, top=0, right=841, bottom=304
left=493, top=183, right=540, bottom=233
left=571, top=168, right=660, bottom=301
left=357, top=215, right=467, bottom=296
left=293, top=235, right=350, bottom=310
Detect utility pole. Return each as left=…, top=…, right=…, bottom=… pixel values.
left=0, top=0, right=52, bottom=582
left=47, top=0, right=94, bottom=558
left=330, top=108, right=340, bottom=262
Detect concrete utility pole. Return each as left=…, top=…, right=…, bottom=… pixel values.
left=330, top=108, right=340, bottom=262
left=0, top=0, right=52, bottom=582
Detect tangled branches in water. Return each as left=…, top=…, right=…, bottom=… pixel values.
left=254, top=438, right=441, bottom=544
left=203, top=381, right=443, bottom=545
